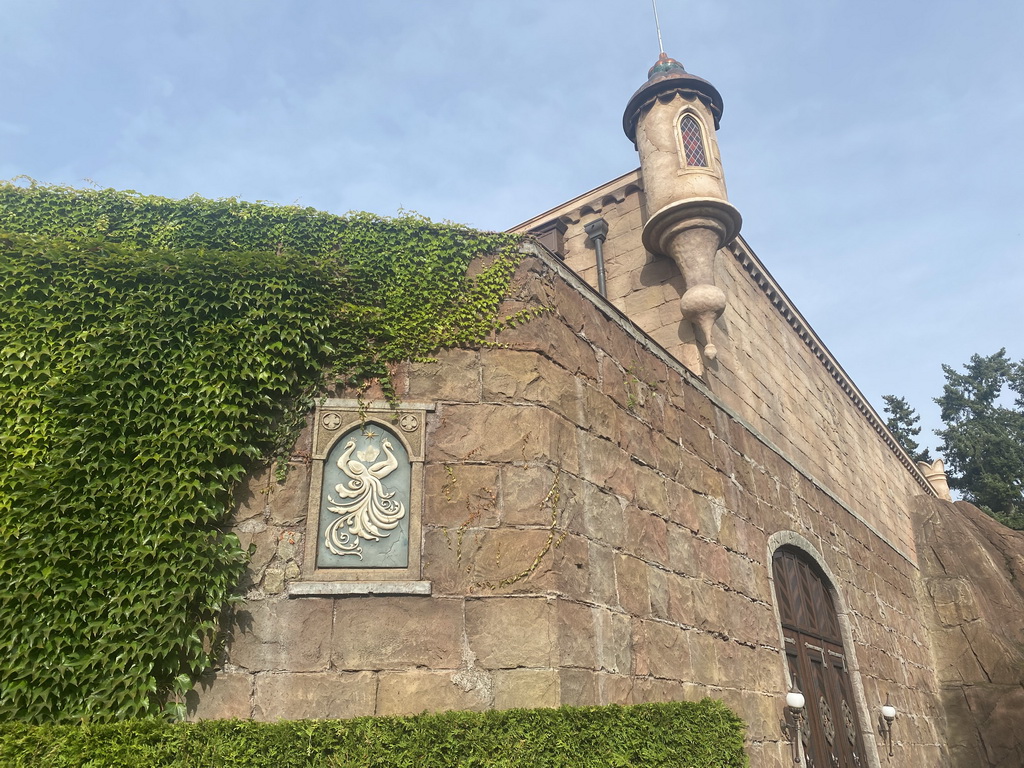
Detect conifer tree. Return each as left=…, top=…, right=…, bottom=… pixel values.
left=935, top=349, right=1024, bottom=529
left=882, top=394, right=932, bottom=463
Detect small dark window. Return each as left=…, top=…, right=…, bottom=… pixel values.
left=680, top=115, right=708, bottom=167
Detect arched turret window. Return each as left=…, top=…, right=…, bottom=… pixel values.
left=680, top=114, right=708, bottom=167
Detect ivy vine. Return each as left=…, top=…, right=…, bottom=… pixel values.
left=0, top=181, right=524, bottom=722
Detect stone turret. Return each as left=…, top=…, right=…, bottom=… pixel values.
left=624, top=52, right=741, bottom=360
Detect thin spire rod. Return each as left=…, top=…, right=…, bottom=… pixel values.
left=651, top=0, right=665, bottom=53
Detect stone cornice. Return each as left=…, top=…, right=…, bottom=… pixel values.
left=509, top=170, right=642, bottom=234
left=727, top=237, right=936, bottom=497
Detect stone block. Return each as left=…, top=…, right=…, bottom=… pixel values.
left=423, top=463, right=500, bottom=528
left=715, top=640, right=758, bottom=689
left=636, top=619, right=690, bottom=679
left=665, top=572, right=697, bottom=626
left=962, top=685, right=1024, bottom=768
left=695, top=537, right=735, bottom=587
left=253, top=671, right=377, bottom=720
left=666, top=524, right=698, bottom=576
left=189, top=671, right=253, bottom=720
left=233, top=467, right=271, bottom=523
left=406, top=349, right=482, bottom=402
left=588, top=541, right=618, bottom=607
left=597, top=672, right=634, bottom=705
left=475, top=527, right=561, bottom=594
left=262, top=566, right=285, bottom=595
left=552, top=533, right=590, bottom=599
left=332, top=596, right=463, bottom=670
left=428, top=404, right=579, bottom=475
left=630, top=676, right=689, bottom=704
left=614, top=553, right=651, bottom=618
left=376, top=669, right=491, bottom=715
left=268, top=462, right=310, bottom=526
left=738, top=689, right=782, bottom=743
left=615, top=407, right=675, bottom=474
left=493, top=669, right=560, bottom=710
left=576, top=380, right=619, bottom=434
left=686, top=629, right=721, bottom=685
left=237, top=524, right=278, bottom=586
left=421, top=527, right=557, bottom=596
left=559, top=668, right=599, bottom=706
left=634, top=469, right=670, bottom=515
left=579, top=430, right=635, bottom=500
left=648, top=568, right=670, bottom=620
left=227, top=598, right=332, bottom=672
left=557, top=599, right=598, bottom=669
left=596, top=608, right=633, bottom=675
left=579, top=482, right=626, bottom=549
left=481, top=349, right=581, bottom=426
left=500, top=464, right=570, bottom=527
left=466, top=596, right=554, bottom=669
left=500, top=308, right=600, bottom=382
left=624, top=506, right=668, bottom=564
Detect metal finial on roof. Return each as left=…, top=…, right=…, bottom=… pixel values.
left=651, top=0, right=665, bottom=54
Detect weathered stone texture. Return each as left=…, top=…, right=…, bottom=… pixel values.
left=228, top=599, right=332, bottom=672
left=376, top=669, right=491, bottom=715
left=466, top=596, right=554, bottom=669
left=254, top=671, right=377, bottom=720
left=192, top=249, right=956, bottom=767
left=915, top=496, right=1024, bottom=768
left=331, top=596, right=463, bottom=670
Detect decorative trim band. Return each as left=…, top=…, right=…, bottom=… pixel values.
left=288, top=580, right=432, bottom=597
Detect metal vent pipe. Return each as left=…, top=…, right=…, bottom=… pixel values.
left=584, top=217, right=609, bottom=297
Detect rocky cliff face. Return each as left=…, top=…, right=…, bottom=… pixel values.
left=914, top=496, right=1024, bottom=767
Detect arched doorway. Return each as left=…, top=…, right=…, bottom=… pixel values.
left=773, top=546, right=868, bottom=767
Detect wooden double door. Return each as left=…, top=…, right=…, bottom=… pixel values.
left=773, top=547, right=868, bottom=768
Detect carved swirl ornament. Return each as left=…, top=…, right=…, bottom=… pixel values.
left=820, top=695, right=835, bottom=746
left=842, top=699, right=856, bottom=745
left=324, top=439, right=406, bottom=559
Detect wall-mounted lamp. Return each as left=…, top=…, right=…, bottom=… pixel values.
left=879, top=694, right=897, bottom=757
left=780, top=683, right=806, bottom=764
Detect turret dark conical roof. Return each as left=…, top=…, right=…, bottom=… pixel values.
left=623, top=52, right=724, bottom=141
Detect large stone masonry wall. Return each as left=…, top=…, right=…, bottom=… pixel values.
left=513, top=176, right=930, bottom=562
left=191, top=252, right=949, bottom=768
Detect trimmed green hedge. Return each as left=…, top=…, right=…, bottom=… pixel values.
left=0, top=701, right=747, bottom=768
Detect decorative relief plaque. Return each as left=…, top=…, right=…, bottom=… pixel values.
left=300, top=399, right=432, bottom=586
left=318, top=423, right=411, bottom=568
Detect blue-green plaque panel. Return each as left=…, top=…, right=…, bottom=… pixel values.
left=317, top=424, right=411, bottom=568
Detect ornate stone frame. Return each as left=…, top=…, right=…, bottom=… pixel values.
left=289, top=399, right=433, bottom=597
left=673, top=104, right=719, bottom=178
left=766, top=530, right=883, bottom=768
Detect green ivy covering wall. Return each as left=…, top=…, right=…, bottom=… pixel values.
left=0, top=182, right=523, bottom=723
left=0, top=701, right=749, bottom=767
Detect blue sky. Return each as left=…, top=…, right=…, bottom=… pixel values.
left=2, top=0, right=1022, bottom=454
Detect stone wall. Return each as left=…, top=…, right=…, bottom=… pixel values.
left=192, top=250, right=950, bottom=768
left=513, top=174, right=930, bottom=562
left=914, top=496, right=1024, bottom=768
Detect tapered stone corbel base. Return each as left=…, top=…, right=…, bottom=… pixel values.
left=642, top=198, right=741, bottom=361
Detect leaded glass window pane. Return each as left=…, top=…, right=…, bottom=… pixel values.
left=680, top=115, right=708, bottom=167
